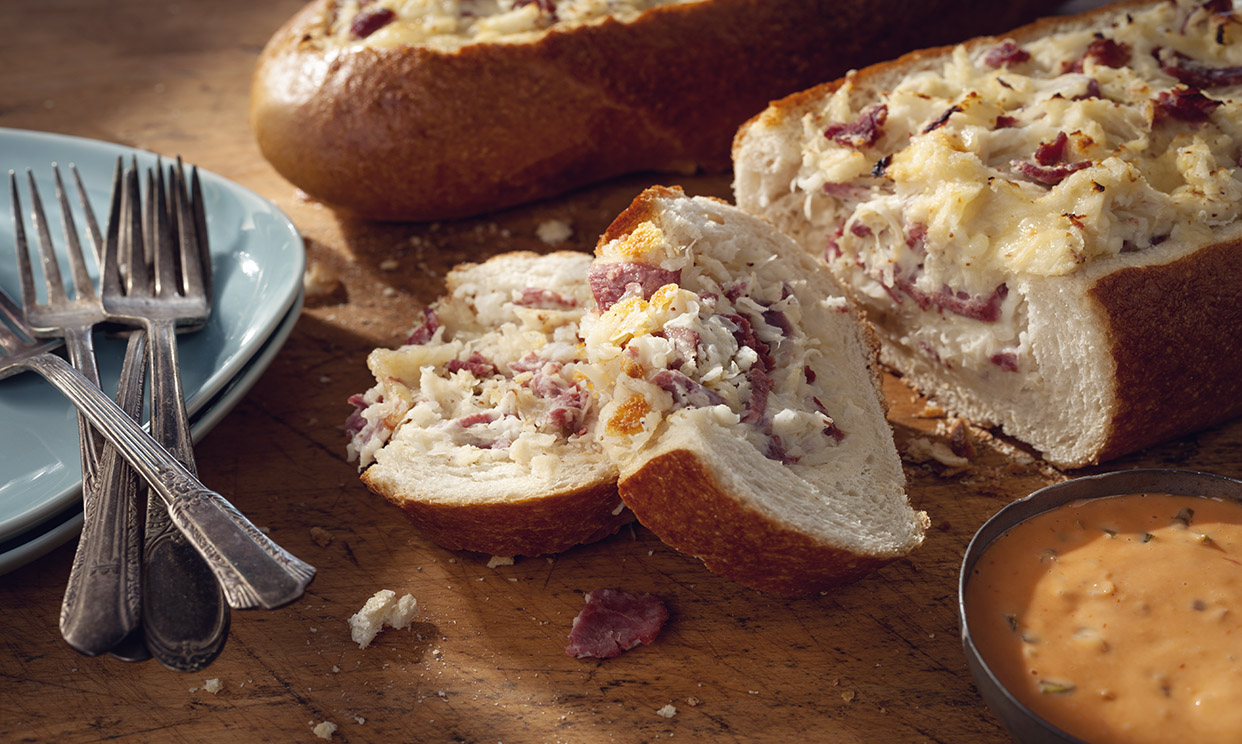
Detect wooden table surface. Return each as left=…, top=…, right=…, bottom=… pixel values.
left=2, top=2, right=1240, bottom=742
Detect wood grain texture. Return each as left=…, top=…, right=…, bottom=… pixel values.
left=1, top=1, right=1240, bottom=742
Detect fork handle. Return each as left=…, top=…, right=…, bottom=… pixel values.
left=141, top=319, right=230, bottom=671
left=148, top=318, right=195, bottom=469
left=62, top=325, right=103, bottom=476
left=22, top=351, right=315, bottom=610
left=59, top=331, right=143, bottom=656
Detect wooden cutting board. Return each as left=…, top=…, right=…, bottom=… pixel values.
left=1, top=1, right=1239, bottom=742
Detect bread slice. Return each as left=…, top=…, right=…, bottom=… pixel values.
left=581, top=186, right=928, bottom=595
left=251, top=0, right=1054, bottom=221
left=734, top=0, right=1242, bottom=468
left=347, top=251, right=628, bottom=557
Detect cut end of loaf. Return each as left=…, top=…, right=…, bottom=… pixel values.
left=584, top=186, right=926, bottom=592
left=349, top=251, right=626, bottom=556
left=733, top=0, right=1242, bottom=467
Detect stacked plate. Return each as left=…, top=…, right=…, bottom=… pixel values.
left=0, top=128, right=306, bottom=574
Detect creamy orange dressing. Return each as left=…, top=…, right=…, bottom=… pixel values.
left=966, top=493, right=1242, bottom=744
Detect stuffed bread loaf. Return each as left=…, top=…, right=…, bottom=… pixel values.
left=251, top=0, right=1055, bottom=221
left=734, top=0, right=1242, bottom=468
left=347, top=251, right=627, bottom=556
left=581, top=186, right=927, bottom=595
left=346, top=190, right=928, bottom=592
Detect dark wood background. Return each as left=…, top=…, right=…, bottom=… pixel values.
left=2, top=1, right=1238, bottom=742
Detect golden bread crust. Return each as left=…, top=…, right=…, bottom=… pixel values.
left=619, top=449, right=905, bottom=596
left=1089, top=238, right=1242, bottom=463
left=362, top=469, right=629, bottom=556
left=253, top=0, right=1055, bottom=221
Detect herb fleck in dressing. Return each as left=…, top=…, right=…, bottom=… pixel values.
left=966, top=493, right=1242, bottom=744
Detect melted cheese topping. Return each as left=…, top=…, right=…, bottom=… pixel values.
left=790, top=0, right=1242, bottom=379
left=314, top=0, right=703, bottom=51
left=802, top=0, right=1242, bottom=294
left=966, top=493, right=1242, bottom=744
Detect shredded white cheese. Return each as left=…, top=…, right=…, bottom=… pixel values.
left=585, top=215, right=846, bottom=467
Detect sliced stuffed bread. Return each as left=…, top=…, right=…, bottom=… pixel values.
left=347, top=251, right=627, bottom=556
left=581, top=186, right=928, bottom=595
left=734, top=0, right=1242, bottom=468
left=251, top=0, right=1054, bottom=221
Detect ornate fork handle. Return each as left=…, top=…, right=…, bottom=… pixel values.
left=142, top=316, right=230, bottom=670
left=59, top=332, right=143, bottom=656
left=21, top=351, right=315, bottom=610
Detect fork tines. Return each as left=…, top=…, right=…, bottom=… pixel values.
left=106, top=158, right=209, bottom=312
left=10, top=167, right=100, bottom=318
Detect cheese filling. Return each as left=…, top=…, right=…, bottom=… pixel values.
left=346, top=269, right=597, bottom=481
left=793, top=0, right=1242, bottom=376
left=584, top=223, right=847, bottom=467
left=312, top=0, right=704, bottom=51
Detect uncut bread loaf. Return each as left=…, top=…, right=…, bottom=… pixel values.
left=734, top=0, right=1242, bottom=468
left=251, top=0, right=1054, bottom=221
left=581, top=186, right=927, bottom=595
left=346, top=251, right=627, bottom=556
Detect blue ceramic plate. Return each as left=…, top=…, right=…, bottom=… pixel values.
left=0, top=128, right=304, bottom=540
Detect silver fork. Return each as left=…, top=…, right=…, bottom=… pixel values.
left=122, top=160, right=230, bottom=671
left=100, top=159, right=315, bottom=610
left=11, top=165, right=142, bottom=656
left=2, top=180, right=316, bottom=611
left=0, top=289, right=316, bottom=609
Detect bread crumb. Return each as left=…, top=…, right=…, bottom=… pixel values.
left=904, top=436, right=969, bottom=468
left=312, top=721, right=338, bottom=740
left=349, top=590, right=419, bottom=648
left=379, top=259, right=400, bottom=271
left=486, top=556, right=514, bottom=569
left=303, top=260, right=343, bottom=301
left=536, top=219, right=573, bottom=245
left=310, top=527, right=334, bottom=547
left=685, top=696, right=702, bottom=707
left=354, top=716, right=366, bottom=725
left=656, top=704, right=677, bottom=718
left=203, top=678, right=222, bottom=694
left=841, top=690, right=856, bottom=702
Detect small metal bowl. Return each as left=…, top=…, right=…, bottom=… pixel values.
left=958, top=468, right=1242, bottom=744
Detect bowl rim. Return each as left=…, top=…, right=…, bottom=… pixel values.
left=957, top=468, right=1242, bottom=744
